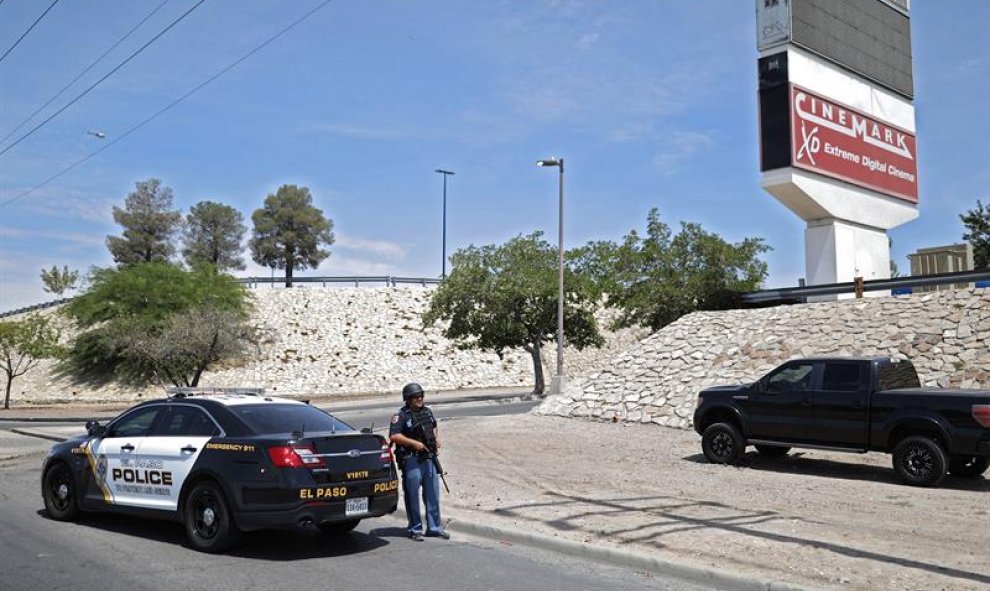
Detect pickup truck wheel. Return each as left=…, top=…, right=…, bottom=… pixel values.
left=892, top=436, right=948, bottom=487
left=948, top=455, right=990, bottom=478
left=702, top=422, right=745, bottom=465
left=754, top=445, right=790, bottom=458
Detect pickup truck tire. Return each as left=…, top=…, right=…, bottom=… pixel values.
left=702, top=422, right=745, bottom=465
left=754, top=444, right=791, bottom=458
left=892, top=436, right=948, bottom=487
left=948, top=455, right=990, bottom=478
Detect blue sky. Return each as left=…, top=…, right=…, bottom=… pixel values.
left=1, top=0, right=988, bottom=311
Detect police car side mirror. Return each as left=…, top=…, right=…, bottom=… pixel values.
left=86, top=421, right=107, bottom=437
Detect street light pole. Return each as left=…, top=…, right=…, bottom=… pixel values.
left=536, top=156, right=565, bottom=394
left=435, top=169, right=455, bottom=278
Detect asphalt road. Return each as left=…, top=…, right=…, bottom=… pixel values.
left=0, top=396, right=540, bottom=433
left=0, top=397, right=712, bottom=591
left=333, top=398, right=541, bottom=432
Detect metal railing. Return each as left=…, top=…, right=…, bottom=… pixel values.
left=238, top=275, right=441, bottom=288
left=7, top=271, right=988, bottom=318
left=0, top=298, right=73, bottom=320
left=741, top=269, right=990, bottom=305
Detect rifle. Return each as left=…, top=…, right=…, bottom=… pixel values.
left=416, top=424, right=451, bottom=494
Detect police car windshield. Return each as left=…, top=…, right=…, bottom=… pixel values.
left=230, top=404, right=355, bottom=435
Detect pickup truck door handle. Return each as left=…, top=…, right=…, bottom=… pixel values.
left=120, top=444, right=135, bottom=452
left=801, top=398, right=812, bottom=407
left=180, top=445, right=198, bottom=453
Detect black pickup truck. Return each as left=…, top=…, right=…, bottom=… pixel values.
left=693, top=357, right=990, bottom=487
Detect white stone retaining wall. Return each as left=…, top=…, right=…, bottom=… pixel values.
left=2, top=288, right=648, bottom=406
left=536, top=288, right=990, bottom=429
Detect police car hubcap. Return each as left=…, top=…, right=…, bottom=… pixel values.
left=202, top=508, right=216, bottom=527
left=57, top=484, right=69, bottom=500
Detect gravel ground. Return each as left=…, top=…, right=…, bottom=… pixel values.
left=437, top=414, right=989, bottom=591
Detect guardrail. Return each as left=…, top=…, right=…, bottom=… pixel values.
left=741, top=269, right=990, bottom=305
left=237, top=275, right=441, bottom=288
left=0, top=298, right=74, bottom=320
left=7, top=271, right=987, bottom=319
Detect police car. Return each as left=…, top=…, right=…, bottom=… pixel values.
left=40, top=388, right=399, bottom=553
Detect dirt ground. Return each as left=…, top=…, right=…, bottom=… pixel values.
left=437, top=414, right=989, bottom=591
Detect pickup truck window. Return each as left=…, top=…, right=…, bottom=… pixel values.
left=767, top=363, right=814, bottom=392
left=877, top=361, right=921, bottom=390
left=822, top=363, right=862, bottom=391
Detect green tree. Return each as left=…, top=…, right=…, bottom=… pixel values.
left=596, top=209, right=770, bottom=331
left=249, top=185, right=334, bottom=287
left=183, top=200, right=247, bottom=271
left=61, top=263, right=252, bottom=387
left=106, top=178, right=183, bottom=265
left=39, top=265, right=80, bottom=298
left=424, top=232, right=603, bottom=395
left=960, top=199, right=990, bottom=269
left=0, top=315, right=63, bottom=409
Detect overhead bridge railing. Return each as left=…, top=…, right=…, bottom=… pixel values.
left=742, top=269, right=990, bottom=305
left=237, top=275, right=441, bottom=288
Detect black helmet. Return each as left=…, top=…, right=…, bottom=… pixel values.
left=402, top=383, right=424, bottom=401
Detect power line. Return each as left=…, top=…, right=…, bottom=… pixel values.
left=0, top=0, right=337, bottom=209
left=0, top=0, right=175, bottom=146
left=0, top=0, right=61, bottom=64
left=0, top=0, right=208, bottom=158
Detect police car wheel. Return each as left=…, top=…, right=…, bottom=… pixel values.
left=318, top=519, right=361, bottom=536
left=184, top=481, right=240, bottom=553
left=42, top=462, right=79, bottom=521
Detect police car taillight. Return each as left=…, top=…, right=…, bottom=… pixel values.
left=267, top=444, right=326, bottom=468
left=974, top=405, right=990, bottom=429
left=380, top=439, right=393, bottom=462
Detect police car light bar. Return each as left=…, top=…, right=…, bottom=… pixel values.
left=167, top=386, right=266, bottom=398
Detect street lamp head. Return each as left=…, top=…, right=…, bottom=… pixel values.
left=87, top=130, right=106, bottom=139
left=536, top=157, right=562, bottom=169
left=435, top=168, right=455, bottom=175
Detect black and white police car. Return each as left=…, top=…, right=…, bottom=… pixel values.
left=40, top=388, right=399, bottom=552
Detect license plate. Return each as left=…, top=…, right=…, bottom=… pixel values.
left=345, top=497, right=368, bottom=516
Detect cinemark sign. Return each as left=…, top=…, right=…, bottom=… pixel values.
left=790, top=85, right=918, bottom=203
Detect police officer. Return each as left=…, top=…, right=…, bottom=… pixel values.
left=389, top=383, right=450, bottom=541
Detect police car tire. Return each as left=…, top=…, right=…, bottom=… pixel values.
left=42, top=462, right=79, bottom=521
left=318, top=519, right=361, bottom=536
left=184, top=480, right=240, bottom=553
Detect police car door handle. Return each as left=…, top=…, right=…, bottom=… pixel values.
left=181, top=445, right=197, bottom=453
left=120, top=444, right=135, bottom=452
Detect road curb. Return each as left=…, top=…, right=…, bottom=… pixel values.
left=395, top=506, right=821, bottom=591
left=10, top=428, right=72, bottom=442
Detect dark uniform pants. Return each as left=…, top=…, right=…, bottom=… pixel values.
left=402, top=454, right=442, bottom=535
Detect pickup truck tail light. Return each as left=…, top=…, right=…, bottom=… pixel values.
left=973, top=405, right=990, bottom=429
